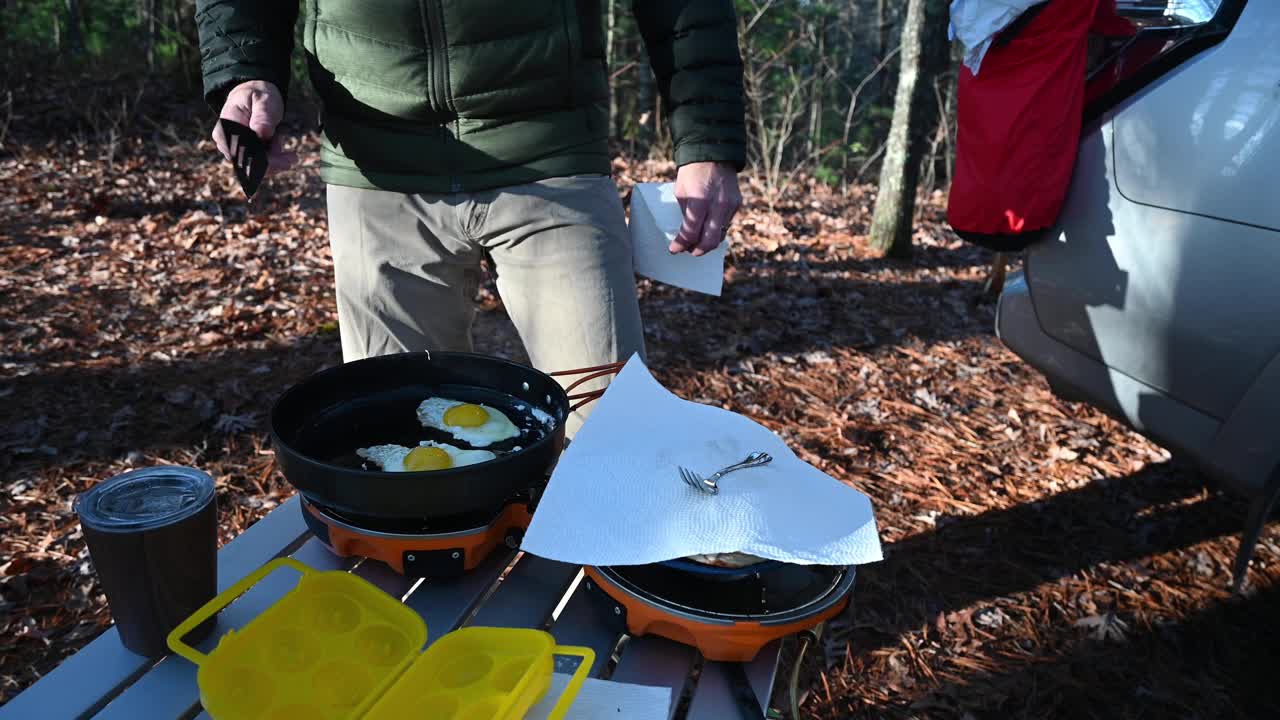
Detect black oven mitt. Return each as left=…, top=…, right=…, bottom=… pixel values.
left=219, top=118, right=269, bottom=200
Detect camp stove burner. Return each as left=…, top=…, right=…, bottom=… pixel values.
left=583, top=562, right=855, bottom=663
left=300, top=494, right=534, bottom=578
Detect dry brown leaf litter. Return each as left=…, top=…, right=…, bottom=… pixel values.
left=2, top=98, right=1277, bottom=719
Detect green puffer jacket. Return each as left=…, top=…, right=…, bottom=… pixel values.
left=195, top=0, right=746, bottom=192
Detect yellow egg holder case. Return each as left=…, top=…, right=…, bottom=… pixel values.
left=167, top=557, right=593, bottom=720
left=361, top=627, right=592, bottom=720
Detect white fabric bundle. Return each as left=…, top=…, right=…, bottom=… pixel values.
left=949, top=0, right=1047, bottom=74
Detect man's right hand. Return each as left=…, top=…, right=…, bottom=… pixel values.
left=212, top=80, right=296, bottom=174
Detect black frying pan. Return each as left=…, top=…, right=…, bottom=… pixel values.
left=269, top=351, right=571, bottom=519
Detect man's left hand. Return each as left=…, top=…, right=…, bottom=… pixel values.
left=671, top=161, right=742, bottom=257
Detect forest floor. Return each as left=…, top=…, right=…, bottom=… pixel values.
left=2, top=87, right=1279, bottom=719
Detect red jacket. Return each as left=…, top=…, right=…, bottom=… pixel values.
left=947, top=0, right=1134, bottom=238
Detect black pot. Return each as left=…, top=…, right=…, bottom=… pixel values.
left=595, top=562, right=854, bottom=620
left=269, top=351, right=568, bottom=519
left=657, top=557, right=785, bottom=580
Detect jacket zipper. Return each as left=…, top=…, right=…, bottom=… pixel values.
left=422, top=0, right=459, bottom=190
left=563, top=0, right=576, bottom=108
left=424, top=0, right=449, bottom=116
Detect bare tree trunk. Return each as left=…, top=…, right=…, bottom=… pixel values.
left=606, top=0, right=617, bottom=140
left=837, top=3, right=859, bottom=188
left=173, top=0, right=192, bottom=91
left=146, top=0, right=157, bottom=69
left=652, top=92, right=664, bottom=158
left=868, top=0, right=950, bottom=258
left=875, top=0, right=889, bottom=101
left=0, top=0, right=9, bottom=43
left=64, top=0, right=84, bottom=54
left=79, top=0, right=91, bottom=41
left=806, top=16, right=826, bottom=158
left=637, top=61, right=652, bottom=156
left=741, top=25, right=768, bottom=177
left=920, top=68, right=957, bottom=196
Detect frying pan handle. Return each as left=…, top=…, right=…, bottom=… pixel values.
left=549, top=361, right=626, bottom=413
left=546, top=645, right=596, bottom=720
left=166, top=557, right=312, bottom=665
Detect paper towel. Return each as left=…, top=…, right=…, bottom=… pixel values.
left=526, top=674, right=671, bottom=720
left=630, top=182, right=728, bottom=296
left=520, top=355, right=883, bottom=567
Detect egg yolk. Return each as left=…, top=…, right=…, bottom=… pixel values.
left=403, top=446, right=453, bottom=471
left=443, top=403, right=490, bottom=428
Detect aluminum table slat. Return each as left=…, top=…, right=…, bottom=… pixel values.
left=0, top=632, right=153, bottom=720
left=686, top=643, right=782, bottom=720
left=401, top=549, right=518, bottom=647
left=545, top=574, right=625, bottom=678
left=466, top=554, right=579, bottom=629
left=349, top=557, right=418, bottom=601
left=610, top=637, right=699, bottom=720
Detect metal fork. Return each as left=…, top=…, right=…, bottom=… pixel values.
left=679, top=451, right=773, bottom=495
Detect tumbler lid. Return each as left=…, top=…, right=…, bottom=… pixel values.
left=75, top=466, right=216, bottom=532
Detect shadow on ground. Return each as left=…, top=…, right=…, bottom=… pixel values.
left=840, top=461, right=1277, bottom=719
left=903, top=580, right=1280, bottom=719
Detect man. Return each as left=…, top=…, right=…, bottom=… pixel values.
left=194, top=1, right=746, bottom=435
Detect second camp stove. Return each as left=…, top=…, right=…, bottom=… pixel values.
left=582, top=560, right=856, bottom=663
left=300, top=493, right=534, bottom=578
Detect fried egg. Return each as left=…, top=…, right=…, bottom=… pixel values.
left=416, top=397, right=520, bottom=447
left=356, top=442, right=496, bottom=472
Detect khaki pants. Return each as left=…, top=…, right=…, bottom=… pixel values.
left=326, top=175, right=646, bottom=437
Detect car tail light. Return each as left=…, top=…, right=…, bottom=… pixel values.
left=1084, top=0, right=1247, bottom=120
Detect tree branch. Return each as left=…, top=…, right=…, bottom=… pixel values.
left=743, top=0, right=778, bottom=37
left=842, top=45, right=902, bottom=145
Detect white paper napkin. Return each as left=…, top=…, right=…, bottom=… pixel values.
left=521, top=355, right=883, bottom=567
left=630, top=182, right=728, bottom=296
left=526, top=674, right=672, bottom=720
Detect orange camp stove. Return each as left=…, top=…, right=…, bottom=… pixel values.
left=300, top=493, right=535, bottom=577
left=581, top=561, right=856, bottom=663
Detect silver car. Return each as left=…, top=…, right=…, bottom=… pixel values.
left=994, top=0, right=1279, bottom=589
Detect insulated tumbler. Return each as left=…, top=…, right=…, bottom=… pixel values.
left=74, top=466, right=218, bottom=657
